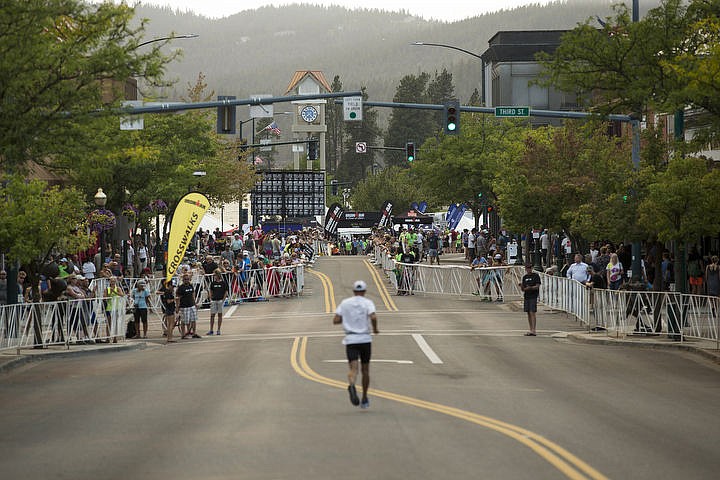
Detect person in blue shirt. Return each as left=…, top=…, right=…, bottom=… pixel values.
left=130, top=280, right=151, bottom=339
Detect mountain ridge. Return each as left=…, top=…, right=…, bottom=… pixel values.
left=135, top=1, right=660, bottom=104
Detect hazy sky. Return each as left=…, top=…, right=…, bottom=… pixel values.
left=134, top=0, right=555, bottom=22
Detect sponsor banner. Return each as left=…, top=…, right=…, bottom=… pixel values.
left=166, top=192, right=210, bottom=284
left=378, top=200, right=393, bottom=228
left=446, top=203, right=467, bottom=231
left=301, top=244, right=315, bottom=260
left=324, top=203, right=344, bottom=236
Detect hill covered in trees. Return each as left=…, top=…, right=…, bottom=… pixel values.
left=135, top=0, right=660, bottom=104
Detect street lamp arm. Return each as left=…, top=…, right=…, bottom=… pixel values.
left=411, top=42, right=483, bottom=61
left=136, top=34, right=199, bottom=49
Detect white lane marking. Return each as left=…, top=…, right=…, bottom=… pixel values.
left=412, top=333, right=444, bottom=364
left=324, top=359, right=414, bottom=364
left=225, top=305, right=238, bottom=318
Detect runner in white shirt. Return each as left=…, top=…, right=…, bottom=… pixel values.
left=333, top=280, right=379, bottom=409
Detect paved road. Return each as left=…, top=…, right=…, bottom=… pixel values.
left=1, top=256, right=719, bottom=479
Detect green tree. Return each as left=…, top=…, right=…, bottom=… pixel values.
left=0, top=0, right=176, bottom=169
left=0, top=176, right=91, bottom=300
left=384, top=73, right=432, bottom=167
left=413, top=114, right=526, bottom=229
left=494, top=122, right=634, bottom=249
left=350, top=166, right=420, bottom=212
left=426, top=68, right=456, bottom=128
left=638, top=156, right=720, bottom=242
left=54, top=75, right=256, bottom=239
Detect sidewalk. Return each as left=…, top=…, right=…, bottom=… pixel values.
left=508, top=302, right=720, bottom=365
left=0, top=341, right=147, bottom=374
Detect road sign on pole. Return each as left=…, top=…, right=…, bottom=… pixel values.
left=494, top=106, right=530, bottom=117
left=343, top=96, right=363, bottom=121
left=355, top=142, right=367, bottom=153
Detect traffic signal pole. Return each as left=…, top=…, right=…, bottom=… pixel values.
left=336, top=99, right=641, bottom=280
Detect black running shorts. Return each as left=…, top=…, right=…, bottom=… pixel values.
left=346, top=343, right=372, bottom=364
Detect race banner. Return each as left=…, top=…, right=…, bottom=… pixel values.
left=446, top=203, right=467, bottom=231
left=324, top=203, right=344, bottom=236
left=378, top=200, right=393, bottom=228
left=166, top=192, right=210, bottom=284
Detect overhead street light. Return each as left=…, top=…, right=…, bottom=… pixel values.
left=137, top=34, right=199, bottom=48
left=412, top=41, right=485, bottom=104
left=411, top=41, right=483, bottom=61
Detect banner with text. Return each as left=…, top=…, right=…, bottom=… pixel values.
left=324, top=203, right=345, bottom=236
left=166, top=192, right=210, bottom=284
left=378, top=200, right=393, bottom=228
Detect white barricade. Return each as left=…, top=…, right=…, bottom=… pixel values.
left=0, top=264, right=305, bottom=352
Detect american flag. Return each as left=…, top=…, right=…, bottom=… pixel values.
left=264, top=121, right=281, bottom=136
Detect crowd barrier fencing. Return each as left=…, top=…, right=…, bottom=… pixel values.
left=370, top=246, right=719, bottom=345
left=0, top=264, right=305, bottom=353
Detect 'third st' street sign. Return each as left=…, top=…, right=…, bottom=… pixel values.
left=494, top=106, right=530, bottom=117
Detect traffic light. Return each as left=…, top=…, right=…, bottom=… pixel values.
left=240, top=208, right=248, bottom=225
left=405, top=142, right=415, bottom=162
left=443, top=100, right=460, bottom=135
left=331, top=179, right=338, bottom=196
left=216, top=95, right=236, bottom=134
left=485, top=205, right=495, bottom=214
left=307, top=139, right=318, bottom=160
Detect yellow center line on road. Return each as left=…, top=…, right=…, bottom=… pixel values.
left=309, top=270, right=336, bottom=313
left=363, top=259, right=398, bottom=311
left=291, top=336, right=608, bottom=480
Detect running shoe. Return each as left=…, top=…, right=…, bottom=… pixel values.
left=348, top=384, right=360, bottom=406
left=360, top=399, right=370, bottom=409
left=192, top=333, right=201, bottom=339
left=216, top=330, right=221, bottom=335
left=206, top=331, right=214, bottom=335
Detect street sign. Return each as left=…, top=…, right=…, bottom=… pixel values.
left=494, top=106, right=530, bottom=117
left=260, top=138, right=272, bottom=152
left=343, top=96, right=363, bottom=121
left=355, top=142, right=367, bottom=154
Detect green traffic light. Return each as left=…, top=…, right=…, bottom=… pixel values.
left=447, top=122, right=456, bottom=131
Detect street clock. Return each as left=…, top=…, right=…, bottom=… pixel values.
left=300, top=105, right=318, bottom=123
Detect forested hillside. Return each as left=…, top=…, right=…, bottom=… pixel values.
left=135, top=0, right=660, bottom=103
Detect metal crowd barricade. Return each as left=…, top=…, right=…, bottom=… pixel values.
left=0, top=295, right=128, bottom=353
left=592, top=288, right=720, bottom=344
left=0, top=264, right=306, bottom=353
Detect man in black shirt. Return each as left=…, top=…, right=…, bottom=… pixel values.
left=207, top=269, right=229, bottom=335
left=176, top=272, right=200, bottom=339
left=520, top=263, right=541, bottom=336
left=202, top=255, right=219, bottom=275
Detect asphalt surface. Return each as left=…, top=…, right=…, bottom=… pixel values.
left=1, top=254, right=719, bottom=480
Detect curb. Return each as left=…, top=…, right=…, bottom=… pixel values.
left=566, top=332, right=720, bottom=365
left=0, top=341, right=148, bottom=375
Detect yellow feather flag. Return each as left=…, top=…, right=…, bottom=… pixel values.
left=165, top=192, right=210, bottom=284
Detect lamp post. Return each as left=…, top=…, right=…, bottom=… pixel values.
left=136, top=34, right=199, bottom=49
left=411, top=41, right=485, bottom=103
left=94, top=188, right=107, bottom=271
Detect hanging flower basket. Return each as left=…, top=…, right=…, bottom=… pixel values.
left=146, top=199, right=168, bottom=214
left=121, top=203, right=139, bottom=222
left=89, top=208, right=116, bottom=232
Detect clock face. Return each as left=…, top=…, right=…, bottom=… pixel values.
left=300, top=105, right=318, bottom=123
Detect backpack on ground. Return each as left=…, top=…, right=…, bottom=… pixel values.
left=125, top=320, right=137, bottom=339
